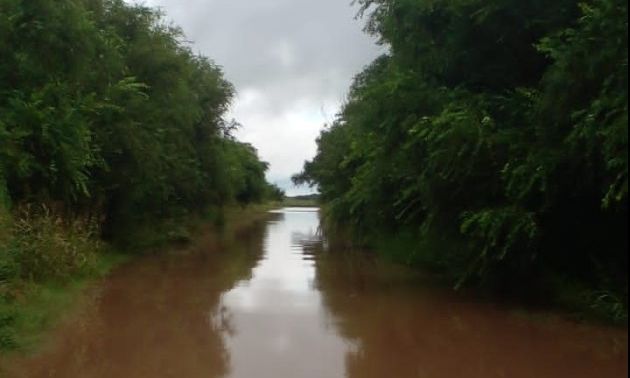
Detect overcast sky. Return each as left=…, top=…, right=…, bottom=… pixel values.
left=134, top=0, right=382, bottom=195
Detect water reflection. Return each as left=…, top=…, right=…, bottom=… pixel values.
left=1, top=215, right=272, bottom=378
left=213, top=207, right=350, bottom=378
left=307, top=218, right=629, bottom=378
left=3, top=208, right=627, bottom=378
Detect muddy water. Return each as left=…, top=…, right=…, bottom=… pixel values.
left=3, top=208, right=627, bottom=377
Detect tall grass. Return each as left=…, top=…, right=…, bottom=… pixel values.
left=0, top=205, right=104, bottom=350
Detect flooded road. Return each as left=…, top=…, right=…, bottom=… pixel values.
left=3, top=208, right=627, bottom=377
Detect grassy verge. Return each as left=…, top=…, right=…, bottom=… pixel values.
left=0, top=203, right=279, bottom=353
left=0, top=251, right=127, bottom=351
left=0, top=246, right=129, bottom=352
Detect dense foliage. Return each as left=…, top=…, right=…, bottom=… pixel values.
left=296, top=0, right=627, bottom=318
left=0, top=0, right=279, bottom=238
left=0, top=0, right=282, bottom=348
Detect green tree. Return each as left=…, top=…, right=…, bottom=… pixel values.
left=298, top=0, right=627, bottom=316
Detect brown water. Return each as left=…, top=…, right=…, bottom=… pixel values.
left=3, top=208, right=627, bottom=377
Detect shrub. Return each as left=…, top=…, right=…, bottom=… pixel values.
left=10, top=205, right=101, bottom=282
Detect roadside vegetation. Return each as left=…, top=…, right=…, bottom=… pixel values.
left=0, top=0, right=283, bottom=351
left=295, top=0, right=628, bottom=323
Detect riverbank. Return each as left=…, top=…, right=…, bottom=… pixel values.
left=365, top=230, right=628, bottom=326
left=0, top=251, right=128, bottom=352
left=0, top=204, right=277, bottom=356
left=313, top=208, right=627, bottom=326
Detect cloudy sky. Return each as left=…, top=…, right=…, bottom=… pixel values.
left=133, top=0, right=382, bottom=195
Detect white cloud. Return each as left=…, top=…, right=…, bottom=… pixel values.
left=131, top=0, right=383, bottom=195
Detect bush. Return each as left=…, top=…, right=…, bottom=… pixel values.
left=10, top=205, right=101, bottom=282
left=0, top=204, right=104, bottom=350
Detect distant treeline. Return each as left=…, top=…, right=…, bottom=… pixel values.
left=0, top=0, right=283, bottom=240
left=282, top=193, right=320, bottom=207
left=295, top=0, right=627, bottom=321
left=285, top=194, right=320, bottom=202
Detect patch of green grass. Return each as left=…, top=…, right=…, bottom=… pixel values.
left=0, top=202, right=278, bottom=354
left=0, top=251, right=128, bottom=352
left=6, top=280, right=87, bottom=350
